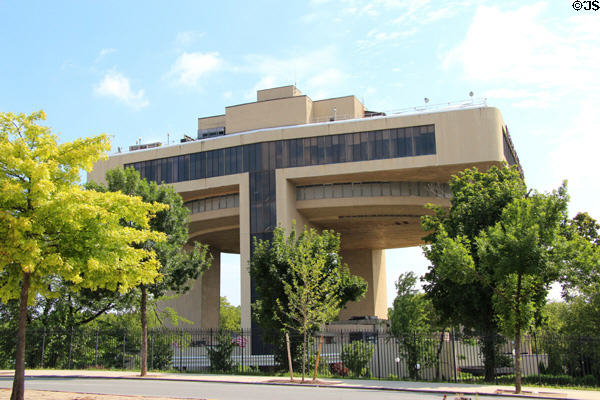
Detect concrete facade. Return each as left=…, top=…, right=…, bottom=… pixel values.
left=88, top=86, right=519, bottom=336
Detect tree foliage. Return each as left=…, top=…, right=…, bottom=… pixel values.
left=389, top=272, right=445, bottom=379
left=424, top=166, right=577, bottom=392
left=249, top=224, right=367, bottom=377
left=87, top=166, right=212, bottom=375
left=219, top=296, right=241, bottom=332
left=0, top=111, right=166, bottom=400
left=421, top=165, right=527, bottom=381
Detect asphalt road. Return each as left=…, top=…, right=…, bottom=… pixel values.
left=0, top=377, right=536, bottom=400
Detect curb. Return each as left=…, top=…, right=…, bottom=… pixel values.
left=14, top=373, right=579, bottom=400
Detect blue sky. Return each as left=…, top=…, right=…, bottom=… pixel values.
left=2, top=1, right=598, bottom=307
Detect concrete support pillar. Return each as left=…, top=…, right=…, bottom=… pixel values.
left=199, top=247, right=221, bottom=329
left=161, top=247, right=221, bottom=329
left=338, top=249, right=388, bottom=320
left=239, top=173, right=252, bottom=330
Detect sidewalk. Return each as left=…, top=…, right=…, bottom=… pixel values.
left=0, top=369, right=598, bottom=400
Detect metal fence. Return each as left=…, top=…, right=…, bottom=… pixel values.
left=1, top=327, right=598, bottom=386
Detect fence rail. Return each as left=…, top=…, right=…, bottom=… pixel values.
left=1, top=328, right=598, bottom=386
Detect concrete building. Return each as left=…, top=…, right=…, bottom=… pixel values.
left=88, top=85, right=519, bottom=343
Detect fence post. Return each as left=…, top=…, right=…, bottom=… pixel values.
left=122, top=330, right=126, bottom=369
left=179, top=329, right=183, bottom=372
left=40, top=327, right=46, bottom=368
left=68, top=327, right=74, bottom=369
left=451, top=328, right=457, bottom=383
left=241, top=328, right=244, bottom=372
left=150, top=330, right=154, bottom=371
left=374, top=325, right=381, bottom=379
left=95, top=329, right=99, bottom=368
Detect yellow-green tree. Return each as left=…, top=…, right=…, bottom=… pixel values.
left=0, top=111, right=166, bottom=400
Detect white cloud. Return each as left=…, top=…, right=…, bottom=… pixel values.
left=94, top=48, right=116, bottom=63
left=444, top=3, right=600, bottom=101
left=549, top=96, right=600, bottom=218
left=98, top=48, right=115, bottom=57
left=94, top=71, right=148, bottom=110
left=167, top=51, right=222, bottom=87
left=174, top=31, right=204, bottom=47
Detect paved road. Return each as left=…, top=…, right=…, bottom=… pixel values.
left=0, top=377, right=540, bottom=400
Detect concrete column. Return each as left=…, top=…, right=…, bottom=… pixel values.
left=239, top=173, right=252, bottom=330
left=199, top=247, right=221, bottom=329
left=161, top=246, right=221, bottom=329
left=338, top=249, right=388, bottom=320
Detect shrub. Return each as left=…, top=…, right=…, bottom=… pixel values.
left=206, top=331, right=238, bottom=372
left=330, top=362, right=348, bottom=376
left=341, top=341, right=375, bottom=378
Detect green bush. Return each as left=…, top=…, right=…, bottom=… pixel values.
left=341, top=340, right=375, bottom=378
left=206, top=331, right=238, bottom=372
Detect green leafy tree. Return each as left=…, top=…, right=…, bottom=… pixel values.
left=250, top=224, right=367, bottom=379
left=219, top=296, right=241, bottom=331
left=476, top=188, right=568, bottom=392
left=431, top=183, right=572, bottom=393
left=341, top=340, right=375, bottom=377
left=87, top=166, right=212, bottom=376
left=389, top=272, right=443, bottom=379
left=0, top=111, right=166, bottom=400
left=421, top=165, right=527, bottom=381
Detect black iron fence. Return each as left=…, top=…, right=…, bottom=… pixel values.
left=1, top=327, right=598, bottom=386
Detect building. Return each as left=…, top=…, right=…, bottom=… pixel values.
left=88, top=85, right=519, bottom=345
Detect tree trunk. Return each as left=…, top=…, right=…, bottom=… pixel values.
left=515, top=327, right=522, bottom=393
left=11, top=272, right=31, bottom=400
left=435, top=329, right=446, bottom=380
left=514, top=273, right=523, bottom=394
left=482, top=329, right=497, bottom=382
left=140, top=285, right=148, bottom=377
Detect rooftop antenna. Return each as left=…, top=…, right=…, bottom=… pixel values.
left=167, top=132, right=170, bottom=145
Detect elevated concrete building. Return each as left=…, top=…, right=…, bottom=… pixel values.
left=89, top=85, right=519, bottom=345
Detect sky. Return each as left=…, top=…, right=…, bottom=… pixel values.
left=2, top=1, right=598, bottom=307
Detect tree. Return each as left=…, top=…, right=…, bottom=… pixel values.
left=219, top=296, right=241, bottom=331
left=428, top=183, right=571, bottom=393
left=250, top=224, right=367, bottom=380
left=422, top=165, right=527, bottom=381
left=389, top=272, right=444, bottom=379
left=87, top=167, right=212, bottom=376
left=0, top=111, right=166, bottom=400
left=477, top=188, right=568, bottom=392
